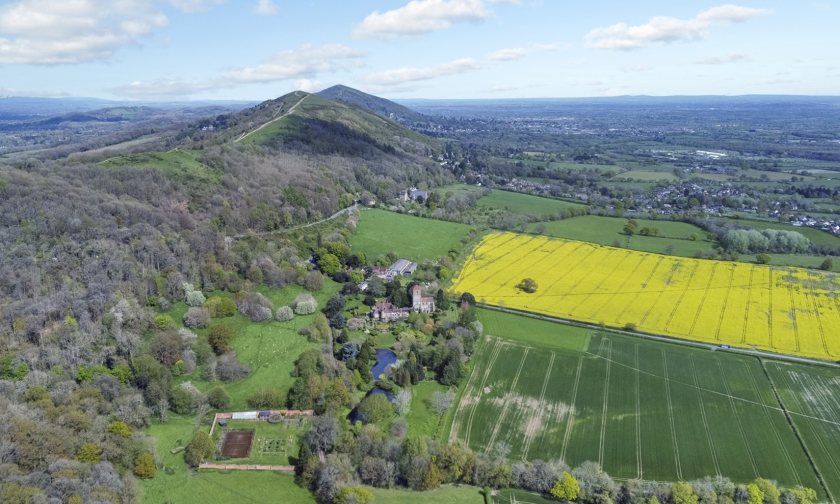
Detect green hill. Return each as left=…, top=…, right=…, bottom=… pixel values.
left=317, top=84, right=426, bottom=124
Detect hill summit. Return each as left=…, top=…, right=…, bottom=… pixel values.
left=317, top=84, right=425, bottom=124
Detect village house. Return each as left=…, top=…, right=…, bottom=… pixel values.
left=402, top=187, right=428, bottom=202
left=371, top=302, right=411, bottom=322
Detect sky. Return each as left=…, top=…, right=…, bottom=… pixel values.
left=0, top=0, right=838, bottom=101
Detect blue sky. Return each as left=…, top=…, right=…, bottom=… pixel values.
left=0, top=0, right=837, bottom=100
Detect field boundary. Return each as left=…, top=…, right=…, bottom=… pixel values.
left=198, top=463, right=294, bottom=472
left=474, top=304, right=840, bottom=369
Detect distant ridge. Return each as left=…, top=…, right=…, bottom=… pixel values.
left=317, top=84, right=425, bottom=123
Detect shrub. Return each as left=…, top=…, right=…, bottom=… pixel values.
left=107, top=420, right=132, bottom=439
left=216, top=352, right=250, bottom=381
left=207, top=387, right=231, bottom=409
left=235, top=291, right=274, bottom=321
left=185, top=431, right=214, bottom=467
left=76, top=442, right=100, bottom=463
left=154, top=314, right=175, bottom=330
left=133, top=452, right=156, bottom=479
left=247, top=388, right=284, bottom=409
left=275, top=306, right=295, bottom=322
left=820, top=257, right=834, bottom=271
left=206, top=296, right=236, bottom=318
left=208, top=324, right=233, bottom=355
left=756, top=253, right=772, bottom=264
left=356, top=393, right=395, bottom=424
left=293, top=293, right=318, bottom=315
left=183, top=307, right=210, bottom=329
left=515, top=278, right=538, bottom=293
left=183, top=282, right=206, bottom=307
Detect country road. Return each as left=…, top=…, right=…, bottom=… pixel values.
left=229, top=204, right=356, bottom=240
left=234, top=91, right=308, bottom=144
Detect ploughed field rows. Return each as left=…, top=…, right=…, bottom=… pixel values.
left=448, top=332, right=824, bottom=491
left=450, top=232, right=840, bottom=360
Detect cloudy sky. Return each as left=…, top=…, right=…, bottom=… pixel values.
left=0, top=0, right=837, bottom=100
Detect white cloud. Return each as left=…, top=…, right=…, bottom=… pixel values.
left=695, top=53, right=751, bottom=65
left=166, top=0, right=225, bottom=13
left=294, top=79, right=320, bottom=93
left=112, top=43, right=363, bottom=99
left=254, top=0, right=278, bottom=16
left=353, top=0, right=493, bottom=39
left=366, top=58, right=480, bottom=86
left=488, top=47, right=526, bottom=61
left=0, top=0, right=170, bottom=65
left=585, top=4, right=770, bottom=50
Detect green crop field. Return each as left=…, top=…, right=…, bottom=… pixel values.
left=351, top=208, right=475, bottom=261
left=766, top=361, right=840, bottom=501
left=525, top=215, right=714, bottom=257
left=369, top=485, right=484, bottom=503
left=476, top=190, right=587, bottom=216
left=447, top=309, right=827, bottom=494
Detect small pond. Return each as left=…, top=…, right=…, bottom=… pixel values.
left=370, top=348, right=397, bottom=380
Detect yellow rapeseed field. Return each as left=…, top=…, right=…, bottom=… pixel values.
left=451, top=232, right=840, bottom=360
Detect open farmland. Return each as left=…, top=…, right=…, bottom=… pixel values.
left=448, top=310, right=826, bottom=493
left=450, top=232, right=840, bottom=360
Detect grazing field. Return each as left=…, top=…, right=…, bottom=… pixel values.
left=767, top=361, right=840, bottom=501
left=351, top=208, right=474, bottom=261
left=525, top=215, right=714, bottom=257
left=451, top=232, right=840, bottom=360
left=476, top=190, right=586, bottom=216
left=614, top=170, right=678, bottom=181
left=448, top=311, right=825, bottom=492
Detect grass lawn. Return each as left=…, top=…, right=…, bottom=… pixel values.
left=140, top=415, right=316, bottom=503
left=476, top=190, right=586, bottom=216
left=495, top=488, right=556, bottom=504
left=405, top=381, right=450, bottom=439
left=369, top=485, right=485, bottom=503
left=163, top=281, right=340, bottom=410
left=525, top=215, right=714, bottom=258
left=351, top=208, right=475, bottom=262
left=447, top=311, right=826, bottom=494
left=99, top=149, right=218, bottom=185
left=435, top=183, right=486, bottom=197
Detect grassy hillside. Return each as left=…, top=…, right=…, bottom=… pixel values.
left=98, top=149, right=219, bottom=185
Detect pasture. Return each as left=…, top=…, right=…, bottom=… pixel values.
left=525, top=215, right=714, bottom=257
left=450, top=232, right=840, bottom=360
left=475, top=190, right=587, bottom=216
left=448, top=311, right=825, bottom=492
left=351, top=208, right=475, bottom=261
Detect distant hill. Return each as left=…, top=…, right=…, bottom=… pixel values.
left=226, top=90, right=433, bottom=156
left=317, top=85, right=426, bottom=124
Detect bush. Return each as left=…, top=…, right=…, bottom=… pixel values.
left=183, top=307, right=210, bottom=329
left=515, top=278, right=538, bottom=293
left=275, top=306, right=294, bottom=322
left=76, top=442, right=100, bottom=463
left=206, top=296, right=236, bottom=318
left=133, top=452, right=156, bottom=479
left=216, top=352, right=250, bottom=381
left=235, top=291, right=274, bottom=321
left=356, top=393, right=395, bottom=424
left=820, top=257, right=834, bottom=271
left=247, top=388, right=284, bottom=409
left=756, top=253, right=772, bottom=264
left=208, top=324, right=233, bottom=355
left=185, top=431, right=214, bottom=467
left=293, top=293, right=318, bottom=315
left=183, top=282, right=206, bottom=307
left=154, top=314, right=175, bottom=330
left=207, top=387, right=231, bottom=409
left=107, top=420, right=132, bottom=439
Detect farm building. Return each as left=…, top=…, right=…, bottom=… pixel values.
left=387, top=259, right=417, bottom=277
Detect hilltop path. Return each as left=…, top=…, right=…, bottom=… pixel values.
left=234, top=91, right=307, bottom=144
